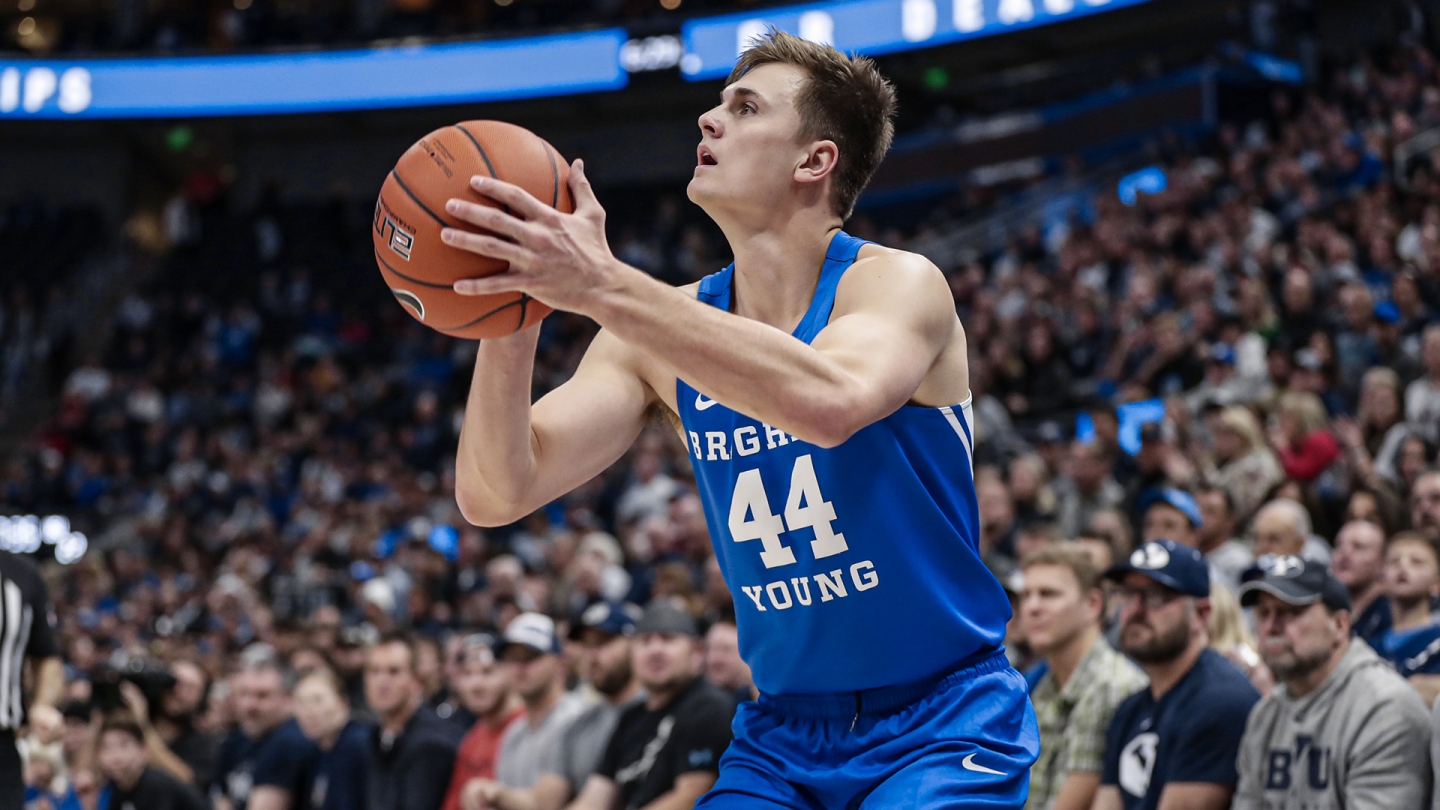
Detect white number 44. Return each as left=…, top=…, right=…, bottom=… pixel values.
left=727, top=454, right=848, bottom=568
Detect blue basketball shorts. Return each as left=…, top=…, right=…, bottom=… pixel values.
left=696, top=648, right=1039, bottom=810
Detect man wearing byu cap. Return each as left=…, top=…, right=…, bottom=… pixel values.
left=1093, top=540, right=1261, bottom=810
left=1233, top=557, right=1431, bottom=810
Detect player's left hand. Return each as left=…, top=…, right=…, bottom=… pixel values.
left=443, top=159, right=619, bottom=316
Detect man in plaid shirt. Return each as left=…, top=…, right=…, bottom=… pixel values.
left=1020, top=544, right=1148, bottom=810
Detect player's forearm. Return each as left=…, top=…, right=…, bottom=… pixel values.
left=455, top=329, right=544, bottom=525
left=591, top=262, right=869, bottom=447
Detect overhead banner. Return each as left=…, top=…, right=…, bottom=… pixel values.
left=680, top=0, right=1151, bottom=80
left=0, top=29, right=629, bottom=119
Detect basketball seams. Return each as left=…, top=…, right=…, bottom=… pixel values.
left=389, top=171, right=453, bottom=229
left=374, top=248, right=454, bottom=289
left=543, top=143, right=560, bottom=208
left=452, top=125, right=499, bottom=180
left=447, top=296, right=524, bottom=333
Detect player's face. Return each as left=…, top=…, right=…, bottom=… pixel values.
left=1019, top=565, right=1097, bottom=655
left=689, top=63, right=817, bottom=217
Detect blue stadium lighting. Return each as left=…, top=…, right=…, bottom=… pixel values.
left=1117, top=165, right=1167, bottom=205
left=0, top=29, right=629, bottom=119
left=681, top=0, right=1154, bottom=81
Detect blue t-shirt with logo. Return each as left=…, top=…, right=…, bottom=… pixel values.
left=1102, top=649, right=1260, bottom=810
left=1378, top=622, right=1440, bottom=677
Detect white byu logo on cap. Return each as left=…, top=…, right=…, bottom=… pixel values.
left=1131, top=543, right=1170, bottom=570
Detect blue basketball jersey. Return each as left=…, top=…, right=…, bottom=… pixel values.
left=676, top=230, right=1010, bottom=696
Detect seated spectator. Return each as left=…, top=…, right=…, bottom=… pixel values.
left=704, top=620, right=756, bottom=704
left=1020, top=544, right=1146, bottom=810
left=1269, top=392, right=1341, bottom=485
left=441, top=637, right=523, bottom=810
left=567, top=601, right=734, bottom=810
left=1375, top=532, right=1440, bottom=704
left=293, top=668, right=369, bottom=810
left=1193, top=487, right=1254, bottom=593
left=1139, top=488, right=1201, bottom=549
left=1234, top=559, right=1432, bottom=809
left=1405, top=325, right=1440, bottom=443
left=214, top=649, right=320, bottom=810
left=1330, top=520, right=1390, bottom=644
left=1095, top=540, right=1261, bottom=810
left=98, top=715, right=209, bottom=810
left=1204, top=406, right=1284, bottom=524
left=1414, top=471, right=1440, bottom=544
left=1056, top=441, right=1125, bottom=541
left=1253, top=499, right=1331, bottom=565
left=466, top=614, right=589, bottom=808
left=155, top=660, right=220, bottom=789
left=364, top=631, right=464, bottom=810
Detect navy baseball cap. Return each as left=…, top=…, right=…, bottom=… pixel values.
left=1104, top=539, right=1211, bottom=597
left=1238, top=556, right=1351, bottom=611
left=1139, top=487, right=1204, bottom=529
left=496, top=612, right=562, bottom=656
left=570, top=601, right=642, bottom=640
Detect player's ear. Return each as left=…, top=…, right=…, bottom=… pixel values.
left=794, top=140, right=838, bottom=185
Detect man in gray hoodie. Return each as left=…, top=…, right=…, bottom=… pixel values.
left=1234, top=556, right=1432, bottom=810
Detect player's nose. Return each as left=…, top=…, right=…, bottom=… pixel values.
left=698, top=107, right=722, bottom=138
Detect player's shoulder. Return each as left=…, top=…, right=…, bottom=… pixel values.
left=839, top=243, right=951, bottom=305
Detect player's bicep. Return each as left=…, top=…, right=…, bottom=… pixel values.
left=523, top=329, right=655, bottom=508
left=811, top=254, right=954, bottom=414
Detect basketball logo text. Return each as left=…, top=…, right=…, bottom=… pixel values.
left=374, top=200, right=416, bottom=261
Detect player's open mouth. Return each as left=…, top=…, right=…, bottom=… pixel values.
left=697, top=146, right=717, bottom=166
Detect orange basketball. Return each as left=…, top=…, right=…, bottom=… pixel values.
left=373, top=121, right=573, bottom=339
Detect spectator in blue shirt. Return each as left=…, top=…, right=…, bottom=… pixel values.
left=1374, top=531, right=1440, bottom=705
left=213, top=646, right=320, bottom=810
left=1094, top=540, right=1261, bottom=810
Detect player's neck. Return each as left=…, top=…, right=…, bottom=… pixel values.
left=722, top=213, right=843, bottom=331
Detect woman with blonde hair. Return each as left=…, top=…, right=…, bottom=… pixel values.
left=1270, top=391, right=1340, bottom=484
left=1208, top=582, right=1273, bottom=698
left=1204, top=406, right=1284, bottom=523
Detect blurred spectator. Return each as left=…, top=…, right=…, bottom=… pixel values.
left=1331, top=520, right=1391, bottom=644
left=1056, top=442, right=1125, bottom=540
left=155, top=660, right=220, bottom=788
left=1405, top=326, right=1440, bottom=443
left=1235, top=559, right=1432, bottom=809
left=1203, top=407, right=1284, bottom=524
left=1206, top=584, right=1271, bottom=697
left=703, top=620, right=756, bottom=704
left=293, top=668, right=369, bottom=810
left=1375, top=532, right=1440, bottom=704
left=567, top=601, right=733, bottom=810
left=464, top=613, right=587, bottom=809
left=440, top=637, right=523, bottom=810
left=213, top=649, right=318, bottom=810
left=1020, top=544, right=1146, bottom=810
left=1192, top=487, right=1255, bottom=592
left=1269, top=393, right=1341, bottom=485
left=97, top=716, right=208, bottom=810
left=364, top=632, right=463, bottom=810
left=1414, top=472, right=1440, bottom=543
left=1253, top=499, right=1331, bottom=564
left=1139, top=488, right=1201, bottom=548
left=1096, top=540, right=1260, bottom=810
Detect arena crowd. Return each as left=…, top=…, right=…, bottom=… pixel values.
left=5, top=36, right=1440, bottom=810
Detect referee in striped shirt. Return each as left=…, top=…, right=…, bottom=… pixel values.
left=0, top=548, right=64, bottom=805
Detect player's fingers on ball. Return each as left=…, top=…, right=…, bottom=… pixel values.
left=471, top=176, right=556, bottom=223
left=453, top=273, right=527, bottom=296
left=441, top=228, right=526, bottom=263
left=570, top=160, right=605, bottom=222
left=444, top=199, right=535, bottom=241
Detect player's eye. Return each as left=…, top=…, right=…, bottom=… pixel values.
left=739, top=102, right=756, bottom=115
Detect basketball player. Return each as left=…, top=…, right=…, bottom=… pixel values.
left=443, top=31, right=1039, bottom=808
